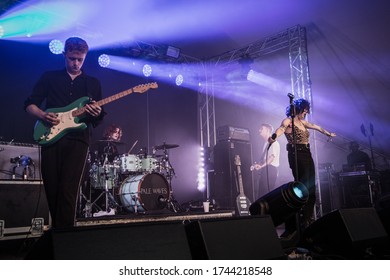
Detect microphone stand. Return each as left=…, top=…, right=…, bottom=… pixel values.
left=286, top=93, right=303, bottom=241
left=288, top=93, right=299, bottom=180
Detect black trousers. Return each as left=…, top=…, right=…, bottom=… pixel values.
left=285, top=146, right=316, bottom=232
left=41, top=137, right=88, bottom=228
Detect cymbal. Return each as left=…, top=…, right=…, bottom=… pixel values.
left=97, top=139, right=126, bottom=145
left=154, top=143, right=179, bottom=150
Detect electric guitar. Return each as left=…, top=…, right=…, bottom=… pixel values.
left=234, top=154, right=251, bottom=216
left=33, top=82, right=158, bottom=146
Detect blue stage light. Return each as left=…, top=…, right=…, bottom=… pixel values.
left=175, top=74, right=184, bottom=86
left=98, top=54, right=110, bottom=68
left=48, top=39, right=63, bottom=54
left=142, top=64, right=152, bottom=77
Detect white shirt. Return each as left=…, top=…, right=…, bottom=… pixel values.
left=262, top=141, right=280, bottom=167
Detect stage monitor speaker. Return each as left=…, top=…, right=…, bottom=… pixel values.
left=303, top=208, right=388, bottom=259
left=375, top=194, right=390, bottom=235
left=185, top=216, right=285, bottom=260
left=26, top=222, right=193, bottom=260
left=210, top=140, right=253, bottom=210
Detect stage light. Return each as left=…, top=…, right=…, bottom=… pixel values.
left=98, top=54, right=110, bottom=68
left=48, top=39, right=63, bottom=54
left=0, top=26, right=4, bottom=38
left=142, top=64, right=152, bottom=77
left=175, top=74, right=184, bottom=86
left=197, top=147, right=206, bottom=191
left=166, top=46, right=181, bottom=59
left=249, top=181, right=309, bottom=227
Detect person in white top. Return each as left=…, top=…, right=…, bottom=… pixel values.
left=251, top=123, right=280, bottom=199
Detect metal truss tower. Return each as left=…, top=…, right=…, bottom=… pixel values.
left=200, top=25, right=313, bottom=145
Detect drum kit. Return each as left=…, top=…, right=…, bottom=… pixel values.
left=79, top=141, right=181, bottom=218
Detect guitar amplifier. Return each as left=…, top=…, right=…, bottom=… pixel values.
left=217, top=126, right=250, bottom=142
left=0, top=180, right=50, bottom=240
left=210, top=140, right=254, bottom=211
left=0, top=142, right=41, bottom=180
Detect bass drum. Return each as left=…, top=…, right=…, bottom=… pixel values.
left=119, top=173, right=170, bottom=212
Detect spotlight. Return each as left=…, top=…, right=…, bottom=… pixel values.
left=166, top=46, right=181, bottom=59
left=49, top=39, right=64, bottom=55
left=142, top=64, right=152, bottom=77
left=249, top=181, right=309, bottom=227
left=175, top=74, right=184, bottom=86
left=98, top=54, right=110, bottom=68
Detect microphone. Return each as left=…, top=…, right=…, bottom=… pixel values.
left=288, top=93, right=294, bottom=99
left=267, top=133, right=277, bottom=151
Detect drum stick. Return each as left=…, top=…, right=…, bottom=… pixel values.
left=128, top=140, right=138, bottom=154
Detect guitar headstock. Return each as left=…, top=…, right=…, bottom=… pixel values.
left=234, top=154, right=241, bottom=166
left=133, top=82, right=158, bottom=94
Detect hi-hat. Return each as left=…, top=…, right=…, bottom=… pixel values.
left=97, top=139, right=126, bottom=145
left=154, top=143, right=179, bottom=150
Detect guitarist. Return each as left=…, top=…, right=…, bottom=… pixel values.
left=24, top=37, right=105, bottom=228
left=250, top=123, right=280, bottom=199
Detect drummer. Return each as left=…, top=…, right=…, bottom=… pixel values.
left=97, top=124, right=123, bottom=163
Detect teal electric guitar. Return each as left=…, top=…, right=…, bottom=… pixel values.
left=33, top=82, right=158, bottom=146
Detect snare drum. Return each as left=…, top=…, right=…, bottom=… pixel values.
left=90, top=163, right=119, bottom=189
left=118, top=173, right=170, bottom=212
left=140, top=156, right=159, bottom=172
left=119, top=154, right=141, bottom=173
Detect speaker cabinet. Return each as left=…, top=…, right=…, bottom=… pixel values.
left=211, top=140, right=253, bottom=210
left=0, top=180, right=49, bottom=231
left=303, top=208, right=388, bottom=258
left=185, top=216, right=285, bottom=260
left=26, top=222, right=193, bottom=260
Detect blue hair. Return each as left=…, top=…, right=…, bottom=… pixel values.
left=285, top=98, right=311, bottom=117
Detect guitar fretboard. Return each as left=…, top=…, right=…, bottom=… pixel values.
left=72, top=88, right=134, bottom=117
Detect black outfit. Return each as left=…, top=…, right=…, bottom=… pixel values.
left=283, top=126, right=316, bottom=235
left=24, top=69, right=104, bottom=228
left=95, top=140, right=120, bottom=163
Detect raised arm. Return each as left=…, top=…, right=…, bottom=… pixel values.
left=302, top=120, right=336, bottom=137
left=268, top=118, right=291, bottom=143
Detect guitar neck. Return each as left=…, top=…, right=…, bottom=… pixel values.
left=72, top=88, right=134, bottom=117
left=237, top=165, right=245, bottom=195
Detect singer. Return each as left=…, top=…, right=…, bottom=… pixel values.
left=269, top=98, right=336, bottom=238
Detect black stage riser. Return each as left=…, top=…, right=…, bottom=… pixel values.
left=26, top=216, right=284, bottom=260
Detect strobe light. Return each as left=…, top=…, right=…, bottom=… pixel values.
left=249, top=181, right=309, bottom=226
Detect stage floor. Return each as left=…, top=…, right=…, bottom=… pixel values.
left=75, top=209, right=236, bottom=227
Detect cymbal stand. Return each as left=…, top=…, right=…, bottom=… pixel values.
left=78, top=152, right=94, bottom=218
left=161, top=148, right=182, bottom=213
left=91, top=156, right=120, bottom=215
left=79, top=180, right=93, bottom=217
